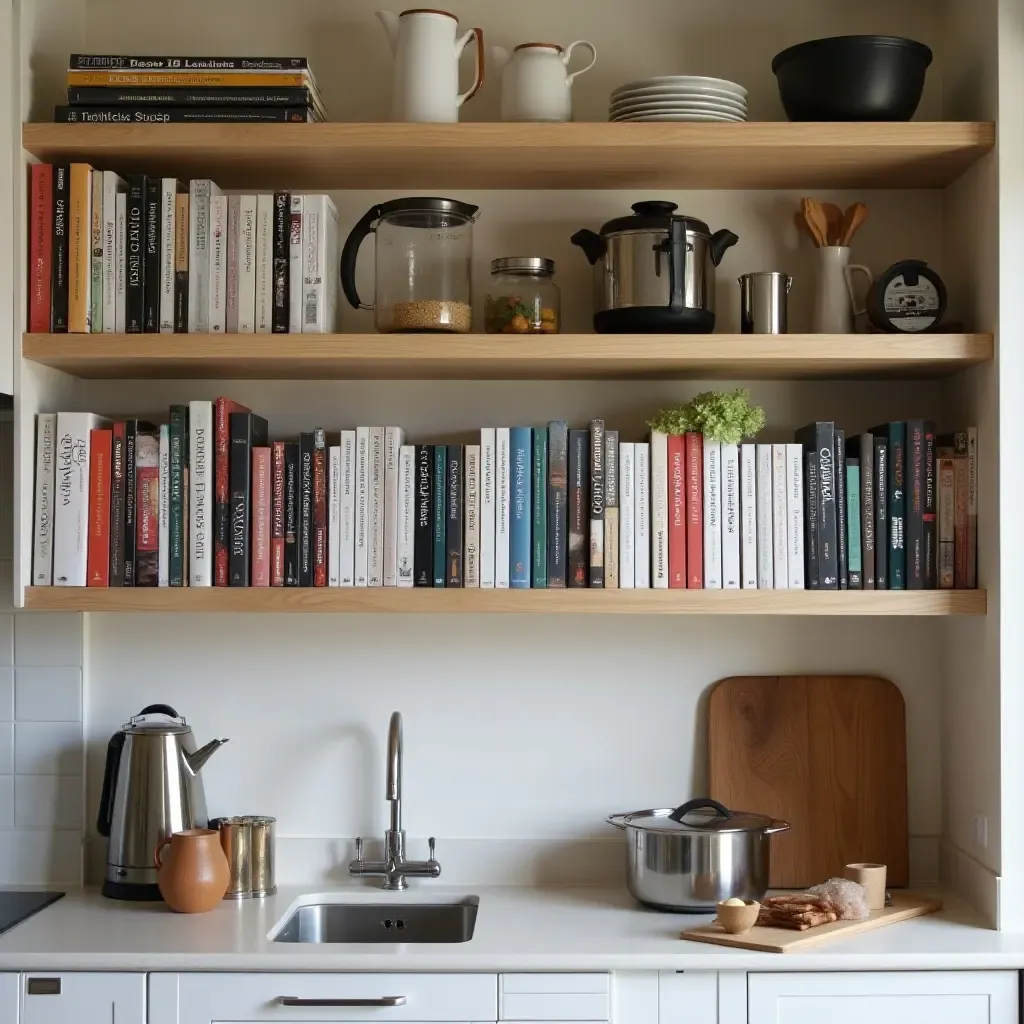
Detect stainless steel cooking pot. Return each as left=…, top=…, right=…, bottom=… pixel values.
left=571, top=202, right=738, bottom=333
left=607, top=798, right=789, bottom=913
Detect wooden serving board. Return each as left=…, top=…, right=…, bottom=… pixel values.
left=681, top=893, right=942, bottom=953
left=708, top=675, right=908, bottom=887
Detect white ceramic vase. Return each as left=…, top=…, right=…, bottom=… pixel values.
left=813, top=246, right=872, bottom=333
left=492, top=40, right=597, bottom=122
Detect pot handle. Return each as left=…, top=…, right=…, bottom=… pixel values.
left=765, top=818, right=791, bottom=835
left=653, top=219, right=688, bottom=315
left=668, top=798, right=731, bottom=823
left=340, top=205, right=381, bottom=311
left=606, top=813, right=629, bottom=830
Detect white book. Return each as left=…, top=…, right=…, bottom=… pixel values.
left=703, top=440, right=723, bottom=589
left=91, top=170, right=102, bottom=332
left=158, top=424, right=170, bottom=587
left=495, top=427, right=511, bottom=589
left=479, top=428, right=496, bottom=588
left=340, top=430, right=356, bottom=586
left=787, top=443, right=806, bottom=589
left=756, top=444, right=774, bottom=589
left=619, top=442, right=636, bottom=589
left=208, top=194, right=228, bottom=333
left=721, top=443, right=741, bottom=589
left=740, top=444, right=758, bottom=589
left=397, top=446, right=416, bottom=588
left=465, top=444, right=481, bottom=588
left=772, top=443, right=789, bottom=589
left=101, top=171, right=124, bottom=333
left=188, top=401, right=214, bottom=586
left=114, top=194, right=127, bottom=333
left=328, top=446, right=342, bottom=586
left=237, top=195, right=258, bottom=333
left=650, top=430, right=669, bottom=589
left=31, top=413, right=57, bottom=586
left=354, top=426, right=370, bottom=586
left=52, top=412, right=104, bottom=586
left=383, top=426, right=404, bottom=586
left=634, top=443, right=651, bottom=588
left=301, top=194, right=340, bottom=333
left=369, top=427, right=385, bottom=586
left=159, top=178, right=178, bottom=332
left=225, top=194, right=240, bottom=334
left=254, top=193, right=274, bottom=333
left=188, top=179, right=220, bottom=332
left=288, top=194, right=303, bottom=334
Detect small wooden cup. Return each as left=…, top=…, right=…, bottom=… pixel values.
left=715, top=899, right=761, bottom=934
left=845, top=863, right=887, bottom=911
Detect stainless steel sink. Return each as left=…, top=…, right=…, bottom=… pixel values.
left=273, top=897, right=479, bottom=944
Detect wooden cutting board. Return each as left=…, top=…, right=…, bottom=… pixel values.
left=681, top=893, right=940, bottom=953
left=708, top=675, right=908, bottom=888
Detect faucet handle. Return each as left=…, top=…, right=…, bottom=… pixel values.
left=428, top=836, right=436, bottom=862
left=355, top=837, right=363, bottom=863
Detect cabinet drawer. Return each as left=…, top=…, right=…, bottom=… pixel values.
left=500, top=975, right=609, bottom=1021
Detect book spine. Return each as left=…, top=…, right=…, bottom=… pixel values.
left=53, top=413, right=99, bottom=585
left=69, top=55, right=315, bottom=71
left=68, top=164, right=91, bottom=332
left=786, top=443, right=805, bottom=589
left=634, top=443, right=650, bottom=588
left=568, top=428, right=588, bottom=588
left=889, top=423, right=907, bottom=590
left=953, top=433, right=969, bottom=588
left=187, top=179, right=209, bottom=331
left=288, top=195, right=303, bottom=333
left=465, top=444, right=481, bottom=588
left=168, top=407, right=186, bottom=586
left=328, top=445, right=341, bottom=586
left=859, top=434, right=875, bottom=588
left=702, top=440, right=722, bottom=589
left=819, top=425, right=839, bottom=589
left=272, top=191, right=290, bottom=333
left=397, top=446, right=415, bottom=588
left=87, top=428, right=112, bottom=586
left=158, top=424, right=169, bottom=586
left=846, top=461, right=862, bottom=588
left=340, top=431, right=356, bottom=586
left=619, top=443, right=635, bottom=589
left=159, top=179, right=179, bottom=331
left=122, top=420, right=139, bottom=585
left=354, top=427, right=369, bottom=586
left=57, top=107, right=320, bottom=124
left=874, top=435, right=889, bottom=588
left=740, top=444, right=757, bottom=589
left=214, top=398, right=248, bottom=585
left=301, top=194, right=339, bottom=333
left=143, top=176, right=160, bottom=331
left=967, top=427, right=978, bottom=588
left=298, top=431, right=314, bottom=586
left=90, top=169, right=103, bottom=332
left=938, top=454, right=956, bottom=588
left=603, top=430, right=618, bottom=589
left=447, top=444, right=464, bottom=587
left=123, top=174, right=145, bottom=332
left=833, top=428, right=847, bottom=590
left=684, top=433, right=703, bottom=588
left=225, top=194, right=240, bottom=333
left=255, top=193, right=274, bottom=333
left=587, top=420, right=605, bottom=588
left=284, top=441, right=299, bottom=585
left=383, top=427, right=404, bottom=586
left=29, top=164, right=53, bottom=333
left=272, top=441, right=285, bottom=586
left=173, top=192, right=188, bottom=332
left=109, top=422, right=126, bottom=586
left=480, top=428, right=496, bottom=588
left=113, top=192, right=126, bottom=332
left=188, top=402, right=213, bottom=586
left=668, top=435, right=686, bottom=587
left=772, top=444, right=789, bottom=589
left=649, top=429, right=667, bottom=589
left=531, top=434, right=547, bottom=589
left=68, top=69, right=318, bottom=87
left=313, top=428, right=327, bottom=587
left=721, top=443, right=740, bottom=589
left=252, top=448, right=271, bottom=586
left=414, top=444, right=433, bottom=587
left=755, top=444, right=773, bottom=589
left=229, top=415, right=256, bottom=586
left=546, top=421, right=567, bottom=588
left=208, top=194, right=227, bottom=332
left=237, top=195, right=257, bottom=332
left=510, top=429, right=531, bottom=589
left=32, top=413, right=57, bottom=585
left=495, top=429, right=511, bottom=588
left=51, top=165, right=69, bottom=331
left=803, top=451, right=818, bottom=590
left=368, top=427, right=385, bottom=586
left=923, top=422, right=937, bottom=589
left=906, top=420, right=925, bottom=589
left=433, top=445, right=447, bottom=587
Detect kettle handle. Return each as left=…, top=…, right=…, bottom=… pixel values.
left=138, top=704, right=178, bottom=718
left=96, top=731, right=125, bottom=838
left=340, top=206, right=381, bottom=312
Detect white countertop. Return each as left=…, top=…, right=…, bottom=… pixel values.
left=0, top=884, right=1019, bottom=972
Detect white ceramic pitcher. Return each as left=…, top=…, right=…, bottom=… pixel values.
left=813, top=246, right=873, bottom=333
left=377, top=8, right=484, bottom=123
left=491, top=40, right=597, bottom=122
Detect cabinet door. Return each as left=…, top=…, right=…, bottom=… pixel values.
left=0, top=973, right=18, bottom=1024
left=20, top=972, right=146, bottom=1024
left=748, top=971, right=1018, bottom=1024
left=0, top=0, right=14, bottom=396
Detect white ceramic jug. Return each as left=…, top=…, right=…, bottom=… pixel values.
left=377, top=8, right=484, bottom=123
left=491, top=40, right=597, bottom=122
left=812, top=246, right=873, bottom=333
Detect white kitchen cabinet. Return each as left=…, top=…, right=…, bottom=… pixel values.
left=0, top=973, right=17, bottom=1023
left=747, top=971, right=1018, bottom=1024
left=500, top=974, right=609, bottom=1021
left=19, top=972, right=145, bottom=1024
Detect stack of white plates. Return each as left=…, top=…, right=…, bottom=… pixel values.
left=609, top=76, right=748, bottom=122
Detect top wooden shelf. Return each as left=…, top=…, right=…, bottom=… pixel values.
left=21, top=122, right=995, bottom=190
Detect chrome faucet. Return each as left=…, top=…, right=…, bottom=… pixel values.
left=349, top=711, right=441, bottom=890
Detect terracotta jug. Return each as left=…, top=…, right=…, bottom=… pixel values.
left=155, top=828, right=230, bottom=913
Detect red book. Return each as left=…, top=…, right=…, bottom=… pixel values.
left=29, top=164, right=53, bottom=333
left=313, top=429, right=327, bottom=586
left=214, top=396, right=250, bottom=585
left=668, top=434, right=686, bottom=587
left=271, top=440, right=285, bottom=586
left=685, top=432, right=703, bottom=588
left=252, top=447, right=271, bottom=587
left=87, top=428, right=112, bottom=586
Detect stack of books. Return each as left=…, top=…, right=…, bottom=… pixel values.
left=55, top=54, right=327, bottom=124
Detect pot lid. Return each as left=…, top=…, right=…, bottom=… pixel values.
left=618, top=799, right=774, bottom=834
left=600, top=201, right=710, bottom=237
left=376, top=196, right=479, bottom=229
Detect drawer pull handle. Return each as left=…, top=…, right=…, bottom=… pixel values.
left=278, top=996, right=407, bottom=1007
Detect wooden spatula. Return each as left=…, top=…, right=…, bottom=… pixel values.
left=800, top=197, right=829, bottom=248
left=821, top=202, right=844, bottom=246
left=839, top=203, right=869, bottom=246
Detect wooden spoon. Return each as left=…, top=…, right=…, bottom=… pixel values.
left=794, top=211, right=819, bottom=245
left=839, top=202, right=869, bottom=246
left=821, top=202, right=844, bottom=246
left=800, top=197, right=829, bottom=248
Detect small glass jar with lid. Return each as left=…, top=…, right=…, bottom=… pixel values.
left=484, top=257, right=561, bottom=334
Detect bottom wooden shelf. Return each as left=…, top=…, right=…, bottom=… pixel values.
left=21, top=588, right=987, bottom=615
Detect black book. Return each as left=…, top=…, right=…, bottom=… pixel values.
left=50, top=165, right=69, bottom=332
left=298, top=432, right=314, bottom=586
left=795, top=422, right=838, bottom=589
left=873, top=434, right=889, bottom=589
left=69, top=55, right=315, bottom=72
left=228, top=413, right=269, bottom=586
left=923, top=421, right=937, bottom=589
left=871, top=422, right=906, bottom=589
left=446, top=445, right=464, bottom=587
left=547, top=421, right=568, bottom=588
left=848, top=434, right=875, bottom=589
left=122, top=419, right=155, bottom=586
left=272, top=192, right=290, bottom=333
left=414, top=445, right=433, bottom=587
left=56, top=105, right=315, bottom=123
left=905, top=420, right=926, bottom=589
left=109, top=425, right=125, bottom=585
left=833, top=428, right=847, bottom=590
left=283, top=441, right=299, bottom=586
left=804, top=450, right=819, bottom=589
left=125, top=174, right=146, bottom=333
left=568, top=428, right=589, bottom=588
left=143, top=178, right=160, bottom=331
left=588, top=419, right=605, bottom=588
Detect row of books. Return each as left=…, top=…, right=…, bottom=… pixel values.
left=28, top=164, right=339, bottom=335
left=57, top=53, right=326, bottom=124
left=31, top=408, right=979, bottom=591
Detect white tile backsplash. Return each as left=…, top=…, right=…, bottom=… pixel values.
left=0, top=829, right=82, bottom=886
left=15, top=721, right=82, bottom=776
left=15, top=667, right=82, bottom=721
left=0, top=777, right=14, bottom=828
left=15, top=775, right=83, bottom=829
left=0, top=615, right=13, bottom=667
left=15, top=613, right=83, bottom=666
left=0, top=669, right=13, bottom=722
left=0, top=723, right=14, bottom=775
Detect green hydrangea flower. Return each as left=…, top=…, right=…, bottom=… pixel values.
left=647, top=389, right=766, bottom=444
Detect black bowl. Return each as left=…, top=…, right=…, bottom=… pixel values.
left=772, top=35, right=932, bottom=121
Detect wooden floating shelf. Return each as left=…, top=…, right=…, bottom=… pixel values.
left=22, top=332, right=993, bottom=381
left=22, top=588, right=987, bottom=615
left=22, top=122, right=995, bottom=190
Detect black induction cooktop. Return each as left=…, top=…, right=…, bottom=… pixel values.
left=0, top=891, right=64, bottom=937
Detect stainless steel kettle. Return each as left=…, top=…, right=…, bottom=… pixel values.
left=97, top=704, right=228, bottom=901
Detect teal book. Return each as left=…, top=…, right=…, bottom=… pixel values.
left=432, top=445, right=446, bottom=587
left=846, top=462, right=862, bottom=588
left=532, top=429, right=548, bottom=588
left=510, top=427, right=532, bottom=589
left=870, top=421, right=906, bottom=589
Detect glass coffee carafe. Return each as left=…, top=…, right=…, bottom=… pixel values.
left=340, top=197, right=480, bottom=333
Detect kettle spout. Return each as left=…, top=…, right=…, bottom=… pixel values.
left=376, top=9, right=400, bottom=53
left=183, top=738, right=229, bottom=775
left=710, top=229, right=739, bottom=267
left=571, top=229, right=606, bottom=266
left=491, top=44, right=511, bottom=70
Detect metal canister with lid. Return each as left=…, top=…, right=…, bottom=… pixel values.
left=215, top=817, right=252, bottom=900
left=248, top=816, right=277, bottom=897
left=484, top=257, right=560, bottom=334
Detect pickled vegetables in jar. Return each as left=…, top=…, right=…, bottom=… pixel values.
left=485, top=257, right=560, bottom=334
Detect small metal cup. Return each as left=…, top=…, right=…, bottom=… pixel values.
left=247, top=816, right=277, bottom=897
left=216, top=817, right=252, bottom=900
left=739, top=272, right=792, bottom=334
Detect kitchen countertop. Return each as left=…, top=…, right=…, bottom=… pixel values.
left=0, top=884, right=1020, bottom=972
